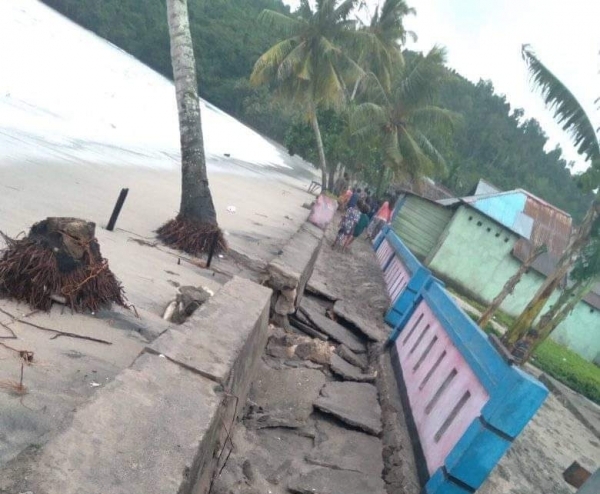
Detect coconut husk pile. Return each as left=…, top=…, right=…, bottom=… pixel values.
left=157, top=215, right=227, bottom=256
left=0, top=217, right=126, bottom=312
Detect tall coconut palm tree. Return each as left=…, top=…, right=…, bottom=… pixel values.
left=157, top=0, right=225, bottom=255
left=351, top=0, right=416, bottom=99
left=351, top=47, right=455, bottom=182
left=504, top=45, right=600, bottom=350
left=250, top=0, right=363, bottom=190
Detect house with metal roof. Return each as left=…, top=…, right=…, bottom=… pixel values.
left=391, top=179, right=600, bottom=364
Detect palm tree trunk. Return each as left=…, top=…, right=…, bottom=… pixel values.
left=503, top=198, right=600, bottom=346
left=328, top=163, right=338, bottom=192
left=523, top=278, right=595, bottom=362
left=166, top=0, right=216, bottom=223
left=479, top=245, right=547, bottom=329
left=309, top=108, right=328, bottom=191
left=375, top=165, right=387, bottom=197
left=503, top=264, right=569, bottom=347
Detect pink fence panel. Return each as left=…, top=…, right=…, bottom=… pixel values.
left=395, top=300, right=489, bottom=474
left=375, top=238, right=393, bottom=268
left=384, top=257, right=410, bottom=303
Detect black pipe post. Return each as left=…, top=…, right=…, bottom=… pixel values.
left=106, top=188, right=129, bottom=231
left=206, top=231, right=219, bottom=268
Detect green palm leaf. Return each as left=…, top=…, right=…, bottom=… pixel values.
left=522, top=45, right=600, bottom=164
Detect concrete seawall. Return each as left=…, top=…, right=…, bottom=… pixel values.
left=0, top=276, right=272, bottom=494
left=267, top=221, right=325, bottom=321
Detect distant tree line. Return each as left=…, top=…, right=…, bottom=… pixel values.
left=41, top=0, right=593, bottom=220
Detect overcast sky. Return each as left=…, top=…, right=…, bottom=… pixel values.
left=282, top=0, right=599, bottom=173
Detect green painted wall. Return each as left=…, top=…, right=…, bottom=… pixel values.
left=427, top=206, right=521, bottom=301
left=551, top=300, right=600, bottom=363
left=427, top=205, right=600, bottom=363
left=392, top=195, right=454, bottom=260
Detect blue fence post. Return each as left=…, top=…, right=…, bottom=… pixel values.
left=386, top=266, right=432, bottom=336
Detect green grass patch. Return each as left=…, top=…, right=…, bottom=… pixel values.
left=532, top=339, right=600, bottom=405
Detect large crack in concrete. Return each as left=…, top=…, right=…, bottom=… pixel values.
left=210, top=227, right=421, bottom=494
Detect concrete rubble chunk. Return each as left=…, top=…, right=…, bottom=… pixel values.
left=336, top=344, right=368, bottom=370
left=306, top=419, right=384, bottom=477
left=288, top=467, right=386, bottom=494
left=301, top=306, right=367, bottom=354
left=314, top=382, right=382, bottom=436
left=290, top=314, right=329, bottom=340
left=245, top=364, right=327, bottom=429
left=330, top=354, right=375, bottom=383
left=333, top=300, right=386, bottom=342
left=306, top=279, right=338, bottom=301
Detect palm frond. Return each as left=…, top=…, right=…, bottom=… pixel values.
left=522, top=45, right=600, bottom=164
left=409, top=106, right=461, bottom=131
left=394, top=46, right=447, bottom=108
left=410, top=129, right=447, bottom=176
left=351, top=102, right=388, bottom=136
left=257, top=10, right=304, bottom=37
left=335, top=0, right=360, bottom=21
left=250, top=38, right=298, bottom=85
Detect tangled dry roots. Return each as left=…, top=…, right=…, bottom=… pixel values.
left=156, top=216, right=227, bottom=256
left=0, top=222, right=126, bottom=313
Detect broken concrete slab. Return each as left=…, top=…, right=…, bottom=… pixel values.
left=290, top=314, right=329, bottom=340
left=245, top=363, right=327, bottom=429
left=333, top=300, right=387, bottom=342
left=267, top=222, right=324, bottom=316
left=306, top=279, right=338, bottom=301
left=314, top=382, right=382, bottom=436
left=288, top=467, right=386, bottom=494
left=149, top=276, right=271, bottom=404
left=212, top=425, right=315, bottom=493
left=307, top=419, right=384, bottom=477
left=337, top=344, right=368, bottom=371
left=301, top=306, right=366, bottom=354
left=330, top=354, right=375, bottom=383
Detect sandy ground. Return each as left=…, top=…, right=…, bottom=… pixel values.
left=0, top=161, right=316, bottom=264
left=480, top=392, right=600, bottom=494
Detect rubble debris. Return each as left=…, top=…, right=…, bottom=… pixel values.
left=294, top=339, right=335, bottom=365
left=336, top=344, right=368, bottom=371
left=563, top=461, right=592, bottom=488
left=288, top=467, right=386, bottom=494
left=329, top=354, right=375, bottom=383
left=289, top=313, right=328, bottom=340
left=333, top=300, right=386, bottom=342
left=305, top=280, right=338, bottom=301
left=162, top=285, right=213, bottom=323
left=314, top=382, right=382, bottom=436
left=300, top=306, right=366, bottom=353
left=244, top=364, right=326, bottom=429
left=307, top=419, right=384, bottom=477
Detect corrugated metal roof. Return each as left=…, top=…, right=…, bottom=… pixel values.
left=437, top=190, right=534, bottom=239
left=519, top=190, right=572, bottom=259
left=584, top=287, right=600, bottom=310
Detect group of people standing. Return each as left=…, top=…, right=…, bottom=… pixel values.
left=332, top=173, right=393, bottom=251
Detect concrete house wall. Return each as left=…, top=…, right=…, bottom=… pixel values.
left=426, top=205, right=600, bottom=363
left=391, top=194, right=454, bottom=260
